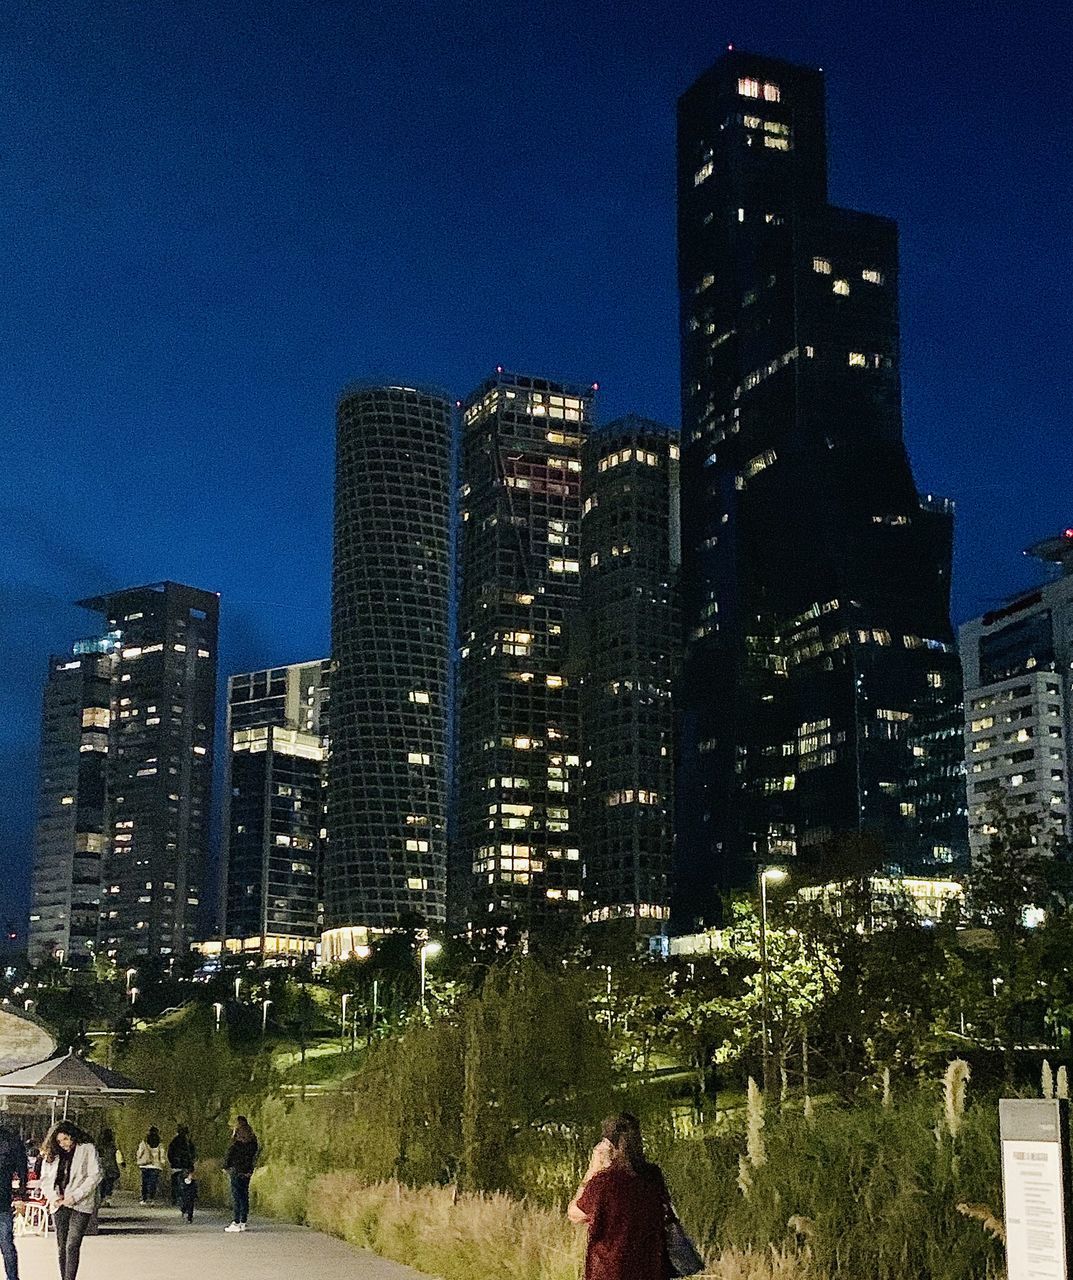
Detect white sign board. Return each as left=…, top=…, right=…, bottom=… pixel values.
left=1003, top=1139, right=1069, bottom=1280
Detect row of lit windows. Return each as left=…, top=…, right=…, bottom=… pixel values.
left=606, top=789, right=663, bottom=807
left=737, top=77, right=780, bottom=102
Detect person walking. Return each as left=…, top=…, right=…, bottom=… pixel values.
left=166, top=1126, right=196, bottom=1206
left=0, top=1125, right=28, bottom=1280
left=39, top=1123, right=101, bottom=1280
left=568, top=1113, right=673, bottom=1280
left=135, top=1127, right=167, bottom=1205
left=96, top=1130, right=121, bottom=1205
left=222, top=1116, right=258, bottom=1232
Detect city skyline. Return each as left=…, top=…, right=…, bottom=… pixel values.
left=4, top=2, right=1071, bottom=922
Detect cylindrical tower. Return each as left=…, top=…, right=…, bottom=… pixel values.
left=325, top=383, right=452, bottom=961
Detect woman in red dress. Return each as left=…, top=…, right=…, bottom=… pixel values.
left=568, top=1113, right=672, bottom=1280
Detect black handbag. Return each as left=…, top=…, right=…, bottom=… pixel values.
left=666, top=1215, right=705, bottom=1276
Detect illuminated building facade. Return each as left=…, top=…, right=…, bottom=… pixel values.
left=221, top=660, right=330, bottom=958
left=326, top=384, right=452, bottom=960
left=676, top=52, right=962, bottom=919
left=28, top=636, right=116, bottom=965
left=455, top=371, right=594, bottom=935
left=578, top=416, right=680, bottom=934
left=82, top=582, right=219, bottom=959
left=960, top=531, right=1073, bottom=860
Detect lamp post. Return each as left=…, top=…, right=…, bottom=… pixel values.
left=758, top=866, right=788, bottom=1097
left=341, top=993, right=353, bottom=1044
left=129, top=987, right=139, bottom=1007
left=213, top=1002, right=223, bottom=1032
left=261, top=998, right=272, bottom=1036
left=234, top=976, right=242, bottom=1002
left=419, top=941, right=442, bottom=1012
left=125, top=967, right=137, bottom=992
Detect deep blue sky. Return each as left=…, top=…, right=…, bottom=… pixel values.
left=2, top=0, right=1071, bottom=927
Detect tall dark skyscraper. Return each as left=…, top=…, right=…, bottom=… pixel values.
left=456, top=371, right=594, bottom=937
left=577, top=416, right=680, bottom=935
left=326, top=384, right=452, bottom=961
left=676, top=52, right=962, bottom=917
left=81, top=582, right=219, bottom=960
left=28, top=635, right=115, bottom=965
left=220, top=659, right=330, bottom=960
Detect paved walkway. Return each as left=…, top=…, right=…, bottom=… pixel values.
left=17, top=1199, right=433, bottom=1280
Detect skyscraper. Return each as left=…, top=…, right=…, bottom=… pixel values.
left=577, top=416, right=680, bottom=935
left=221, top=659, right=330, bottom=959
left=28, top=634, right=116, bottom=965
left=676, top=52, right=962, bottom=917
left=960, top=531, right=1073, bottom=860
left=326, top=384, right=452, bottom=961
left=81, top=582, right=219, bottom=960
left=455, top=371, right=594, bottom=937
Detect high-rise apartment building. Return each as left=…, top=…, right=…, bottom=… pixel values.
left=28, top=635, right=116, bottom=965
left=577, top=416, right=680, bottom=934
left=326, top=384, right=452, bottom=961
left=676, top=52, right=963, bottom=916
left=82, top=582, right=219, bottom=960
left=456, top=371, right=594, bottom=936
left=221, top=660, right=330, bottom=959
left=960, top=531, right=1073, bottom=860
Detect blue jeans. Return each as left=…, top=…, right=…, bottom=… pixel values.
left=140, top=1168, right=160, bottom=1202
left=229, top=1171, right=251, bottom=1224
left=0, top=1208, right=18, bottom=1280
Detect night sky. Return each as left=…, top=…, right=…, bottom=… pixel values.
left=2, top=0, right=1071, bottom=927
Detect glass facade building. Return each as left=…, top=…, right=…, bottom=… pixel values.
left=326, top=384, right=452, bottom=960
left=28, top=638, right=115, bottom=965
left=578, top=416, right=680, bottom=934
left=676, top=52, right=963, bottom=919
left=80, top=582, right=219, bottom=959
left=455, top=371, right=594, bottom=937
left=221, top=660, right=330, bottom=958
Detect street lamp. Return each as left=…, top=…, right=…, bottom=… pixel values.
left=758, top=866, right=788, bottom=1098
left=341, top=993, right=354, bottom=1043
left=213, top=1002, right=223, bottom=1032
left=234, top=977, right=242, bottom=1001
left=261, top=998, right=272, bottom=1035
left=129, top=987, right=139, bottom=1007
left=125, top=967, right=137, bottom=992
left=419, top=941, right=442, bottom=1012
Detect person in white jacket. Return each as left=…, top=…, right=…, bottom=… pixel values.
left=39, top=1124, right=102, bottom=1280
left=135, top=1128, right=167, bottom=1205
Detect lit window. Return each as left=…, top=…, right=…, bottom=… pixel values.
left=848, top=352, right=867, bottom=367
left=60, top=796, right=74, bottom=806
left=763, top=135, right=789, bottom=151
left=408, top=691, right=431, bottom=705
left=737, top=77, right=760, bottom=98
left=833, top=279, right=850, bottom=296
left=694, top=159, right=714, bottom=186
left=407, top=751, right=432, bottom=766
left=812, top=257, right=831, bottom=274
left=763, top=82, right=780, bottom=102
left=862, top=269, right=884, bottom=285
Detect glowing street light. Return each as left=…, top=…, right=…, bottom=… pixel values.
left=213, top=1002, right=224, bottom=1032
left=234, top=977, right=242, bottom=1001
left=125, top=968, right=137, bottom=992
left=341, top=993, right=354, bottom=1041
left=419, top=941, right=442, bottom=1012
left=261, top=998, right=272, bottom=1035
left=758, top=866, right=788, bottom=1097
left=129, top=987, right=139, bottom=1007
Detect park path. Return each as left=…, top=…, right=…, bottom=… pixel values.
left=17, top=1198, right=435, bottom=1280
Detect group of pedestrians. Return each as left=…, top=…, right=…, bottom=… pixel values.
left=0, top=1116, right=259, bottom=1280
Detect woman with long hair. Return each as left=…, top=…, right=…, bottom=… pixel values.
left=568, top=1113, right=672, bottom=1280
left=135, top=1126, right=167, bottom=1205
left=39, top=1122, right=102, bottom=1280
left=222, top=1116, right=259, bottom=1233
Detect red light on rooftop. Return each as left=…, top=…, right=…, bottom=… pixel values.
left=591, top=382, right=600, bottom=391
left=495, top=365, right=503, bottom=374
left=1064, top=528, right=1073, bottom=539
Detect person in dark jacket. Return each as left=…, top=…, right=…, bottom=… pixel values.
left=166, top=1127, right=196, bottom=1206
left=0, top=1127, right=28, bottom=1280
left=222, top=1117, right=259, bottom=1232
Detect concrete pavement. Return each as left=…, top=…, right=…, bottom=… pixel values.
left=16, top=1199, right=434, bottom=1280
